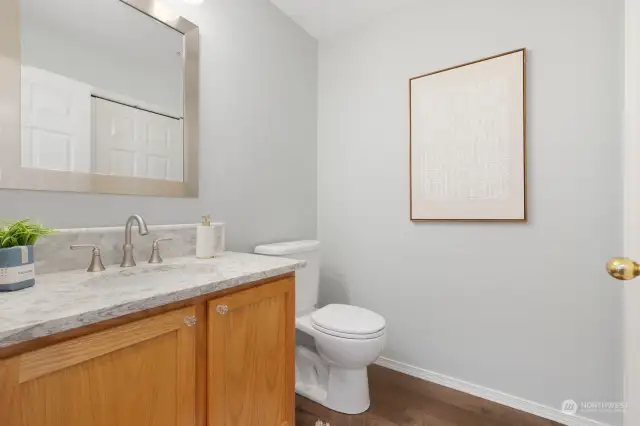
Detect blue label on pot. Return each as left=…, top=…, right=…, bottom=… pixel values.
left=0, top=246, right=34, bottom=268
left=0, top=246, right=36, bottom=290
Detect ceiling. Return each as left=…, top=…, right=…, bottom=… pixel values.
left=270, top=0, right=419, bottom=40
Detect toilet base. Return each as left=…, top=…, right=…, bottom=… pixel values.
left=295, top=346, right=371, bottom=415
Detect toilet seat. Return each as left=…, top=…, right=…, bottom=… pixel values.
left=311, top=304, right=386, bottom=340
left=312, top=323, right=385, bottom=340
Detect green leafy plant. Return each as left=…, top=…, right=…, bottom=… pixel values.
left=0, top=219, right=55, bottom=249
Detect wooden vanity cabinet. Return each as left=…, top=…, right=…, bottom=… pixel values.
left=0, top=275, right=295, bottom=426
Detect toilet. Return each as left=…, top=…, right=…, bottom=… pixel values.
left=254, top=240, right=386, bottom=415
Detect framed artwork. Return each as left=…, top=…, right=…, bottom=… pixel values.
left=409, top=48, right=527, bottom=222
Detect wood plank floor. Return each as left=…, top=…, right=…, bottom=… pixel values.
left=295, top=365, right=563, bottom=426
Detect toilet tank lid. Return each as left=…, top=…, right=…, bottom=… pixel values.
left=254, top=240, right=320, bottom=256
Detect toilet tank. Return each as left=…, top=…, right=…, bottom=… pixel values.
left=254, top=240, right=320, bottom=315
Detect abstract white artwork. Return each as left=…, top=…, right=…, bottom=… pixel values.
left=410, top=49, right=526, bottom=221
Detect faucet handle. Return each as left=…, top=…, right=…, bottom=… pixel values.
left=70, top=245, right=106, bottom=272
left=148, top=238, right=173, bottom=264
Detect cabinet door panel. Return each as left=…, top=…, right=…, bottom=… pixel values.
left=0, top=307, right=197, bottom=426
left=208, top=278, right=295, bottom=426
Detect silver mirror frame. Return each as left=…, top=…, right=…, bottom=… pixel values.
left=0, top=0, right=199, bottom=197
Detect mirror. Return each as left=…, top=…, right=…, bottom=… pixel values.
left=21, top=0, right=185, bottom=181
left=0, top=0, right=199, bottom=196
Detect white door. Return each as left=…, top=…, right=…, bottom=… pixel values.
left=606, top=1, right=640, bottom=425
left=21, top=66, right=92, bottom=173
left=93, top=97, right=183, bottom=181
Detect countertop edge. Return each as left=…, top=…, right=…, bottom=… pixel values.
left=0, top=262, right=302, bottom=349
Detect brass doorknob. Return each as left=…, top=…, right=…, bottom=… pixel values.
left=607, top=257, right=640, bottom=280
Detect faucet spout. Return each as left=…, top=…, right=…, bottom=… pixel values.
left=124, top=214, right=149, bottom=244
left=121, top=214, right=148, bottom=267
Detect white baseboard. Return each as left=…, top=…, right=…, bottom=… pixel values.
left=374, top=357, right=611, bottom=426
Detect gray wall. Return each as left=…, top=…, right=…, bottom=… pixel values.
left=1, top=0, right=318, bottom=253
left=317, top=0, right=623, bottom=424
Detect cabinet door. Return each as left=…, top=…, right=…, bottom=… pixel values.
left=0, top=307, right=197, bottom=426
left=208, top=278, right=295, bottom=426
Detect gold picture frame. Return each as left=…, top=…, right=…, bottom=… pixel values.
left=409, top=48, right=527, bottom=222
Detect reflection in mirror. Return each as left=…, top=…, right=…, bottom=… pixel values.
left=20, top=0, right=185, bottom=182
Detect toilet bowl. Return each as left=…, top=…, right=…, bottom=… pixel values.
left=254, top=240, right=387, bottom=415
left=295, top=304, right=386, bottom=414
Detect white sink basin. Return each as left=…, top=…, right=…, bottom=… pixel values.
left=81, top=263, right=218, bottom=287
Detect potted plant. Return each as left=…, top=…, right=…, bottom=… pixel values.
left=0, top=219, right=54, bottom=292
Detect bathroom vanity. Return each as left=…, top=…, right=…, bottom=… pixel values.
left=0, top=253, right=304, bottom=426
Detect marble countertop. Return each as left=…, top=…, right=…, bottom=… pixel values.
left=0, top=252, right=305, bottom=349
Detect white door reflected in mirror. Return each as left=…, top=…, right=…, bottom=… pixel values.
left=93, top=98, right=183, bottom=182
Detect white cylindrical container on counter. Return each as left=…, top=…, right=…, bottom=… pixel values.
left=196, top=215, right=215, bottom=259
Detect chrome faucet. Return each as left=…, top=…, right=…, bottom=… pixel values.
left=121, top=214, right=149, bottom=267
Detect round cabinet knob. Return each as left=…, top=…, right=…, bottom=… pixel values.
left=184, top=316, right=197, bottom=327
left=607, top=257, right=640, bottom=280
left=216, top=305, right=229, bottom=315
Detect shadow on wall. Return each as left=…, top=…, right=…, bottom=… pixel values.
left=318, top=270, right=350, bottom=307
